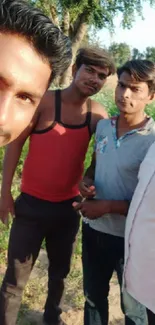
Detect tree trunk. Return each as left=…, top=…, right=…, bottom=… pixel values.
left=59, top=21, right=88, bottom=87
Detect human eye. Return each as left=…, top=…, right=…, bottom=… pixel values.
left=17, top=93, right=34, bottom=104
left=85, top=66, right=93, bottom=73
left=132, top=87, right=140, bottom=92
left=99, top=74, right=107, bottom=80
left=117, top=82, right=124, bottom=88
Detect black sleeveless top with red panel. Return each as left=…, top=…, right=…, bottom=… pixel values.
left=21, top=90, right=92, bottom=202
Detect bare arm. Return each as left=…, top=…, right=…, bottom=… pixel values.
left=79, top=153, right=96, bottom=198
left=84, top=152, right=96, bottom=184
left=1, top=132, right=28, bottom=197
left=90, top=100, right=108, bottom=134
left=107, top=200, right=129, bottom=216
left=73, top=199, right=130, bottom=219
left=0, top=117, right=38, bottom=224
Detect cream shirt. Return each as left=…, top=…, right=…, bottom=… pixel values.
left=124, top=141, right=155, bottom=313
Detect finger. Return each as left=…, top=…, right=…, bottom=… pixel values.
left=81, top=207, right=87, bottom=216
left=86, top=192, right=95, bottom=198
left=4, top=217, right=9, bottom=227
left=72, top=202, right=82, bottom=211
left=80, top=190, right=92, bottom=197
left=2, top=214, right=9, bottom=227
left=89, top=185, right=95, bottom=191
left=81, top=183, right=94, bottom=193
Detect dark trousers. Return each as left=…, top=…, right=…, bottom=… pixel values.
left=0, top=193, right=80, bottom=325
left=147, top=308, right=155, bottom=325
left=82, top=223, right=135, bottom=325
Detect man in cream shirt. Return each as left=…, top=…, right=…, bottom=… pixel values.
left=124, top=140, right=155, bottom=325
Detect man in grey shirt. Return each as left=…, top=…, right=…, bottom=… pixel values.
left=74, top=60, right=155, bottom=325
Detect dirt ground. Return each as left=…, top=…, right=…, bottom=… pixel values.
left=10, top=249, right=124, bottom=325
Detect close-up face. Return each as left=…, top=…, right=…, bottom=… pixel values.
left=115, top=71, right=153, bottom=115
left=73, top=64, right=109, bottom=96
left=0, top=33, right=51, bottom=146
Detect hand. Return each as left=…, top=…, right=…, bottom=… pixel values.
left=0, top=192, right=15, bottom=226
left=73, top=199, right=109, bottom=219
left=79, top=181, right=96, bottom=198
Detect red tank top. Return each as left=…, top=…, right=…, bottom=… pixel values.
left=21, top=90, right=91, bottom=202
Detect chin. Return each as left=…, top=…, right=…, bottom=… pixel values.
left=0, top=135, right=11, bottom=147
left=118, top=106, right=132, bottom=114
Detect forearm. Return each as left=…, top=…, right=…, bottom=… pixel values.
left=1, top=143, right=23, bottom=196
left=101, top=200, right=129, bottom=216
left=108, top=200, right=129, bottom=216
left=84, top=154, right=96, bottom=184
left=83, top=173, right=94, bottom=186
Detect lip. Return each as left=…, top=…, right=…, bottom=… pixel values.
left=118, top=100, right=129, bottom=106
left=85, top=84, right=97, bottom=92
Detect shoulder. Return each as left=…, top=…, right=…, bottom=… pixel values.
left=95, top=118, right=112, bottom=135
left=90, top=99, right=108, bottom=133
left=38, top=90, right=55, bottom=114
left=91, top=99, right=108, bottom=118
left=143, top=118, right=155, bottom=144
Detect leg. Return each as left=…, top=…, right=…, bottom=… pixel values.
left=0, top=194, right=44, bottom=325
left=122, top=290, right=148, bottom=325
left=43, top=198, right=80, bottom=324
left=116, top=255, right=136, bottom=325
left=116, top=249, right=147, bottom=325
left=147, top=308, right=155, bottom=325
left=82, top=223, right=117, bottom=325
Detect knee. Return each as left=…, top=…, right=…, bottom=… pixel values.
left=1, top=256, right=33, bottom=295
left=84, top=290, right=108, bottom=310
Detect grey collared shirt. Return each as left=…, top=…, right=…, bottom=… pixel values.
left=86, top=116, right=155, bottom=237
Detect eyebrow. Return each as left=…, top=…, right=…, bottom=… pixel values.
left=0, top=75, right=42, bottom=100
left=86, top=65, right=109, bottom=77
left=18, top=90, right=42, bottom=100
left=118, top=81, right=141, bottom=88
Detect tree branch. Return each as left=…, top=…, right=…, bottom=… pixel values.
left=49, top=4, right=60, bottom=27
left=71, top=13, right=88, bottom=56
left=61, top=10, right=70, bottom=36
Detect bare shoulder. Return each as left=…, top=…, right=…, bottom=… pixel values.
left=90, top=99, right=108, bottom=134
left=91, top=99, right=108, bottom=117
left=38, top=90, right=55, bottom=113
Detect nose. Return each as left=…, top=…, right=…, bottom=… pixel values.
left=0, top=94, right=11, bottom=126
left=94, top=73, right=100, bottom=83
left=122, top=87, right=131, bottom=98
left=90, top=73, right=99, bottom=86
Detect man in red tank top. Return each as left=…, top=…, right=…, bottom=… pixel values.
left=0, top=47, right=115, bottom=325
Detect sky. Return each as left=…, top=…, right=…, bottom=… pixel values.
left=97, top=3, right=155, bottom=52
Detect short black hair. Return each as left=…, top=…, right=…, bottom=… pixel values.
left=0, top=0, right=72, bottom=83
left=75, top=46, right=116, bottom=76
left=117, top=60, right=155, bottom=94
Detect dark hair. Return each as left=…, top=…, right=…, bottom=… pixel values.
left=0, top=0, right=72, bottom=83
left=117, top=60, right=155, bottom=94
left=75, top=46, right=116, bottom=76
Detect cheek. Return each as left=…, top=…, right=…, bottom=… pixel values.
left=14, top=107, right=36, bottom=123
left=11, top=108, right=36, bottom=138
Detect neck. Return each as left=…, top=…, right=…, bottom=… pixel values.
left=62, top=83, right=88, bottom=106
left=119, top=111, right=147, bottom=129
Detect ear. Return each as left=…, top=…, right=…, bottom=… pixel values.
left=148, top=92, right=155, bottom=103
left=72, top=64, right=77, bottom=77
